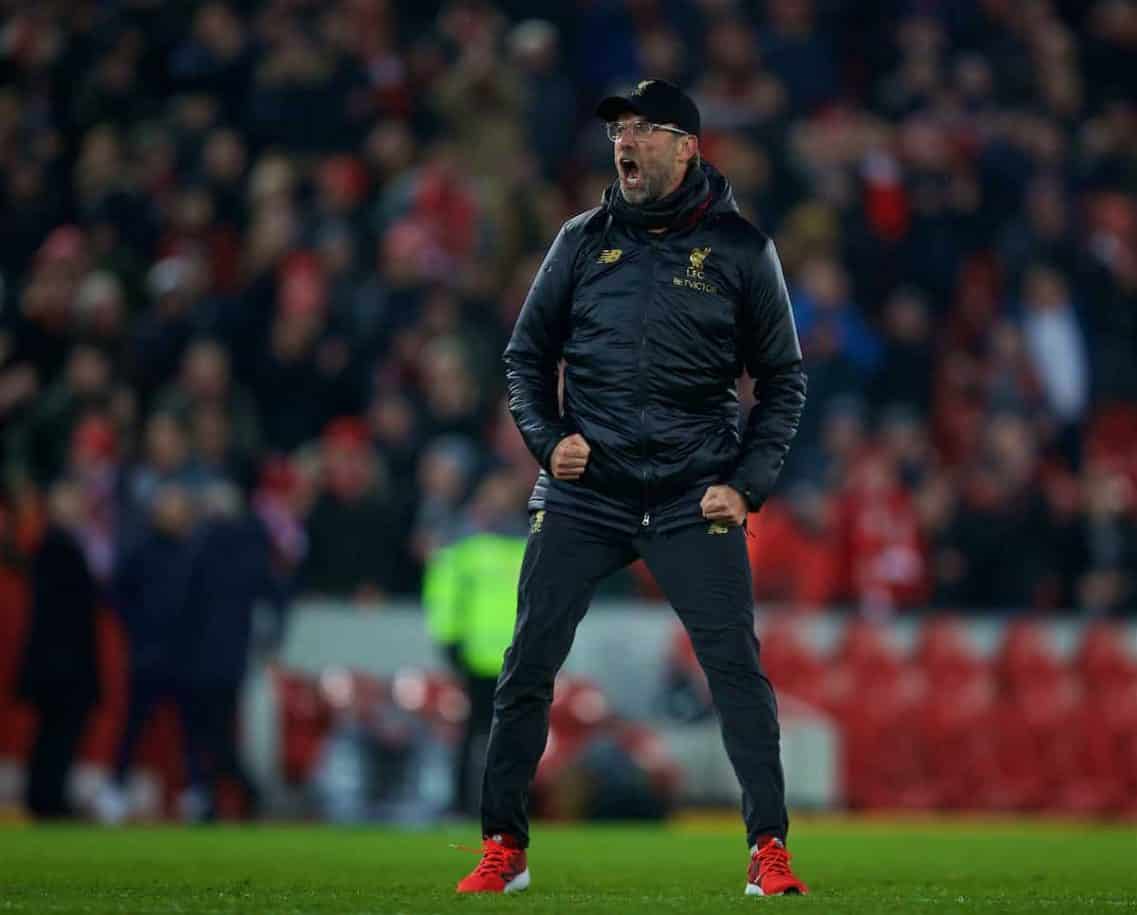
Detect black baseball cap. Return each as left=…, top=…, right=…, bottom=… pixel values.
left=596, top=79, right=700, bottom=136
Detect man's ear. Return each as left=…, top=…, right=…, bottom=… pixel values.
left=686, top=135, right=700, bottom=167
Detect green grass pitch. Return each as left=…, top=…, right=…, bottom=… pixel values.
left=1, top=818, right=1134, bottom=913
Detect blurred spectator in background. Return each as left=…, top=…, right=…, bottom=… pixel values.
left=6, top=344, right=117, bottom=491
left=837, top=446, right=930, bottom=617
left=939, top=413, right=1062, bottom=611
left=301, top=418, right=400, bottom=600
left=16, top=480, right=100, bottom=818
left=97, top=485, right=197, bottom=823
left=1072, top=463, right=1137, bottom=616
left=869, top=288, right=934, bottom=417
left=423, top=465, right=528, bottom=815
left=178, top=482, right=281, bottom=821
left=747, top=481, right=842, bottom=610
left=133, top=254, right=218, bottom=402
left=509, top=20, right=577, bottom=182
left=65, top=413, right=125, bottom=584
left=4, top=227, right=88, bottom=394
left=793, top=255, right=881, bottom=375
left=155, top=339, right=262, bottom=472
left=1017, top=264, right=1090, bottom=464
left=251, top=252, right=366, bottom=452
left=411, top=435, right=481, bottom=563
left=125, top=411, right=208, bottom=542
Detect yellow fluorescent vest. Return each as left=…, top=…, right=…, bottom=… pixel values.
left=423, top=532, right=526, bottom=677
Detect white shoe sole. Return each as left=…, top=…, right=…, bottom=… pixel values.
left=505, top=869, right=530, bottom=893
left=746, top=884, right=804, bottom=897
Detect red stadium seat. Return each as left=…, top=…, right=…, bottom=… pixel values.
left=990, top=620, right=1083, bottom=811
left=830, top=620, right=929, bottom=809
left=997, top=619, right=1067, bottom=691
left=533, top=677, right=613, bottom=819
left=276, top=669, right=332, bottom=785
left=915, top=616, right=988, bottom=687
left=993, top=674, right=1083, bottom=810
left=918, top=670, right=1000, bottom=809
left=390, top=669, right=469, bottom=741
left=1076, top=622, right=1137, bottom=691
left=757, top=616, right=829, bottom=709
left=912, top=619, right=999, bottom=808
left=548, top=677, right=612, bottom=741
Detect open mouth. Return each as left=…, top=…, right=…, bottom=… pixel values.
left=619, top=157, right=642, bottom=188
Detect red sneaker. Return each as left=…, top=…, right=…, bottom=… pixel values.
left=455, top=835, right=530, bottom=894
left=746, top=837, right=809, bottom=896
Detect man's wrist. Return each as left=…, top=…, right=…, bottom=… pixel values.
left=726, top=479, right=756, bottom=511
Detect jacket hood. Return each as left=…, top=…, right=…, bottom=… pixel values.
left=704, top=162, right=740, bottom=216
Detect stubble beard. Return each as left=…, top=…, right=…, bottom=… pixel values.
left=620, top=165, right=671, bottom=206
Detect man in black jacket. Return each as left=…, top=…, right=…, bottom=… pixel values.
left=177, top=483, right=280, bottom=821
left=457, top=81, right=808, bottom=897
left=95, top=484, right=197, bottom=824
left=17, top=480, right=100, bottom=818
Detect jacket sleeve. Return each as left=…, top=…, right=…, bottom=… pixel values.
left=503, top=222, right=577, bottom=470
left=727, top=238, right=808, bottom=511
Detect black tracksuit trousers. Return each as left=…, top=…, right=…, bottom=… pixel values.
left=480, top=510, right=788, bottom=849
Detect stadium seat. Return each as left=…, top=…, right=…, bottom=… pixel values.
left=914, top=616, right=987, bottom=687
left=1002, top=689, right=1076, bottom=809
left=918, top=671, right=999, bottom=809
left=276, top=670, right=332, bottom=785
left=390, top=669, right=469, bottom=739
left=757, top=616, right=830, bottom=709
left=1076, top=622, right=1137, bottom=691
left=0, top=564, right=34, bottom=762
left=997, top=619, right=1067, bottom=690
left=548, top=676, right=612, bottom=742
left=830, top=620, right=928, bottom=809
left=534, top=677, right=613, bottom=819
left=536, top=676, right=679, bottom=822
left=912, top=618, right=999, bottom=808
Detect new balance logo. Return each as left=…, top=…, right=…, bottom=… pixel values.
left=597, top=249, right=622, bottom=264
left=530, top=510, right=545, bottom=534
left=708, top=521, right=730, bottom=535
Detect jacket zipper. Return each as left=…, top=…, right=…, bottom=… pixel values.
left=640, top=239, right=656, bottom=529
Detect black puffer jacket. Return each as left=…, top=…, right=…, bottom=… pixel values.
left=505, top=164, right=807, bottom=534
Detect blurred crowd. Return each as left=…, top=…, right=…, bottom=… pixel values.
left=1, top=0, right=1135, bottom=616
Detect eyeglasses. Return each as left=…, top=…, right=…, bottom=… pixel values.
left=605, top=120, right=690, bottom=142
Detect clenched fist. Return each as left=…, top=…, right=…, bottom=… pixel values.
left=551, top=434, right=591, bottom=481
left=700, top=484, right=748, bottom=526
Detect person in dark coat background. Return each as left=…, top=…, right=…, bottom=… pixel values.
left=177, top=482, right=283, bottom=820
left=96, top=484, right=197, bottom=823
left=16, top=480, right=100, bottom=818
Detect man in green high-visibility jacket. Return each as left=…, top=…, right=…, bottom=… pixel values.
left=423, top=468, right=530, bottom=816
